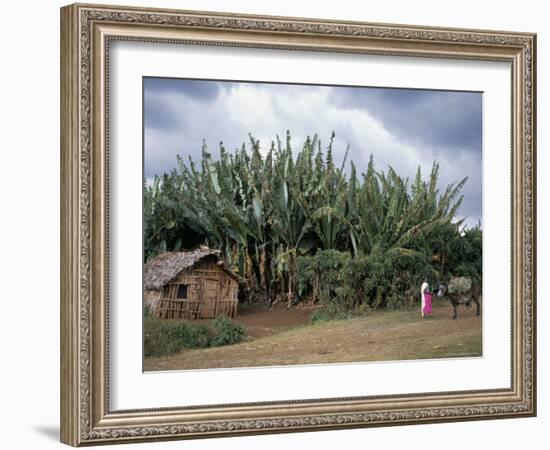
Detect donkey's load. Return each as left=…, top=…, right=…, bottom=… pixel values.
left=447, top=277, right=472, bottom=295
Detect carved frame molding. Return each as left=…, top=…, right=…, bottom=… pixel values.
left=60, top=3, right=536, bottom=446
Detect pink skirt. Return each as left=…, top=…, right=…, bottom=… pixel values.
left=423, top=292, right=433, bottom=315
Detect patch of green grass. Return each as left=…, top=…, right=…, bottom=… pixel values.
left=310, top=303, right=352, bottom=324
left=413, top=334, right=482, bottom=360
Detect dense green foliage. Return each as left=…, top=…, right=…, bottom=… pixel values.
left=145, top=132, right=482, bottom=310
left=144, top=315, right=246, bottom=357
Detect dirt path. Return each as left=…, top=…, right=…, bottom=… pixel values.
left=144, top=303, right=482, bottom=371
left=190, top=302, right=312, bottom=338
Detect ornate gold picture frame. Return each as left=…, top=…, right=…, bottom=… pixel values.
left=60, top=3, right=536, bottom=446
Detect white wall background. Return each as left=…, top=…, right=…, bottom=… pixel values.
left=0, top=1, right=545, bottom=449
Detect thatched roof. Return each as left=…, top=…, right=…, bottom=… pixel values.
left=144, top=248, right=239, bottom=290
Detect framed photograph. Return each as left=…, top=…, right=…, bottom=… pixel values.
left=60, top=3, right=536, bottom=446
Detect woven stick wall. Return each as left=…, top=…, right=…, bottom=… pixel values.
left=155, top=261, right=238, bottom=320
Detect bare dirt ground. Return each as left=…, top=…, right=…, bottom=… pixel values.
left=144, top=301, right=482, bottom=371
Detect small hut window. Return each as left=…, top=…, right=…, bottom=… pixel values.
left=176, top=284, right=188, bottom=299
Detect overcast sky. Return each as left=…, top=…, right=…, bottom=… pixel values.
left=144, top=77, right=482, bottom=228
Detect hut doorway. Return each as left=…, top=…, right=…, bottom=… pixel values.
left=201, top=278, right=219, bottom=318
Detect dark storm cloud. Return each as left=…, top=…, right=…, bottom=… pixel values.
left=144, top=78, right=232, bottom=175
left=143, top=94, right=183, bottom=131
left=144, top=77, right=222, bottom=101
left=331, top=87, right=482, bottom=153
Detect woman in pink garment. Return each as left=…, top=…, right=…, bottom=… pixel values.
left=421, top=281, right=433, bottom=318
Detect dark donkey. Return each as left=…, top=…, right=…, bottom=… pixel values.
left=437, top=281, right=482, bottom=320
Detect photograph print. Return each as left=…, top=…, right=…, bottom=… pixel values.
left=142, top=77, right=483, bottom=372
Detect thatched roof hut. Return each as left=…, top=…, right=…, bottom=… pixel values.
left=144, top=248, right=239, bottom=320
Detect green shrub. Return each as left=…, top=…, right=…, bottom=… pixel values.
left=160, top=322, right=212, bottom=353
left=297, top=249, right=351, bottom=305
left=297, top=246, right=443, bottom=311
left=144, top=315, right=247, bottom=357
left=211, top=314, right=245, bottom=346
left=143, top=304, right=152, bottom=317
left=144, top=315, right=168, bottom=357
left=143, top=316, right=212, bottom=357
left=354, top=302, right=373, bottom=317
